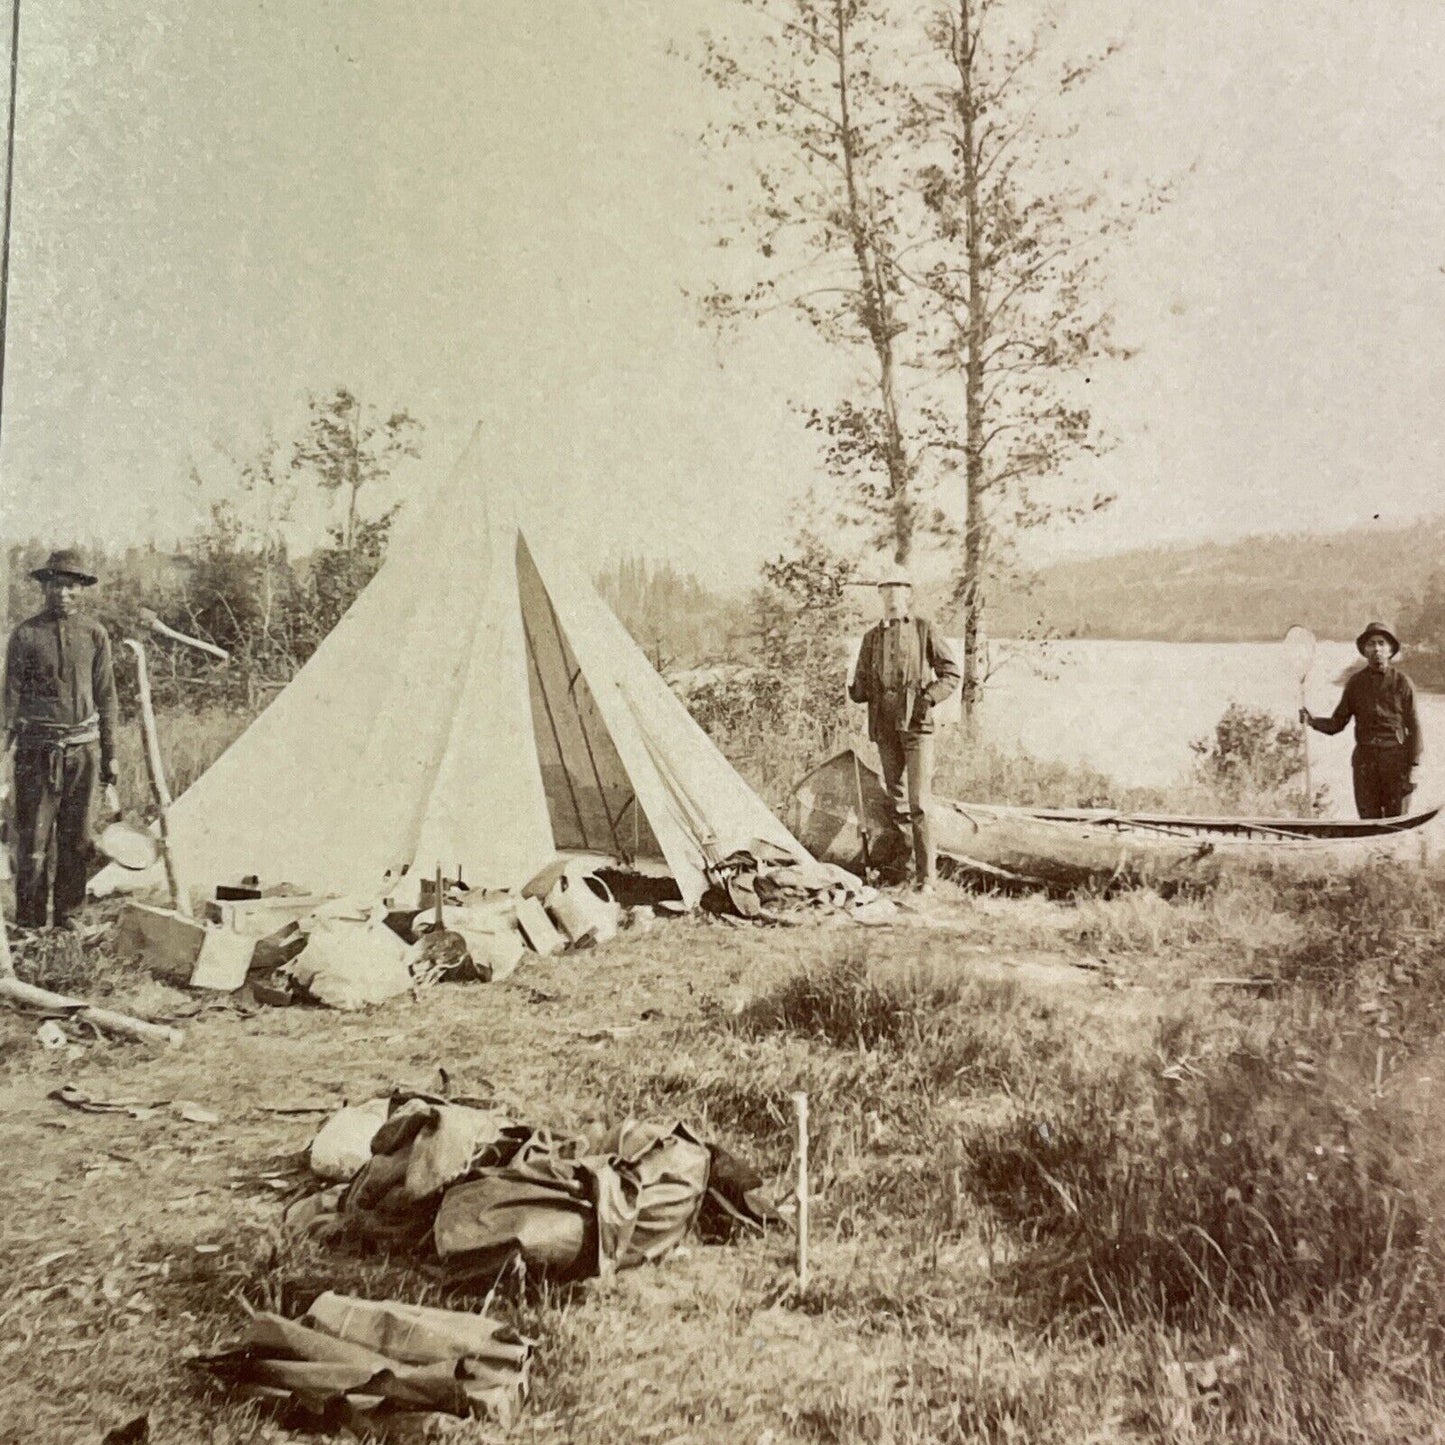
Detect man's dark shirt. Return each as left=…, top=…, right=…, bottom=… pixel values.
left=1315, top=665, right=1422, bottom=765
left=4, top=611, right=118, bottom=769
left=849, top=616, right=960, bottom=739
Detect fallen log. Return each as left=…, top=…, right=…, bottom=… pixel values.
left=0, top=976, right=184, bottom=1047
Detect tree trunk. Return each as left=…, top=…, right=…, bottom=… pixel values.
left=956, top=0, right=988, bottom=717
left=833, top=2, right=912, bottom=563
left=876, top=305, right=913, bottom=565
left=345, top=396, right=362, bottom=553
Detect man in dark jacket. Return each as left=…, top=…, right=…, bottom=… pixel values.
left=1300, top=621, right=1422, bottom=820
left=848, top=564, right=961, bottom=889
left=4, top=550, right=119, bottom=928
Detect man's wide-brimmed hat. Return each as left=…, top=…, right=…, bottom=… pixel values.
left=874, top=561, right=913, bottom=589
left=30, top=549, right=97, bottom=586
left=1356, top=621, right=1400, bottom=657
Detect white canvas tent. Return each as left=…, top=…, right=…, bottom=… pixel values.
left=94, top=430, right=810, bottom=907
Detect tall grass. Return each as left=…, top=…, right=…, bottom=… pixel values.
left=1270, top=860, right=1445, bottom=1002
left=640, top=922, right=1445, bottom=1435
left=729, top=947, right=1065, bottom=1098
left=111, top=703, right=253, bottom=814
left=966, top=1017, right=1437, bottom=1339
left=1056, top=868, right=1304, bottom=959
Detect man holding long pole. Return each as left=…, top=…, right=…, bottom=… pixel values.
left=1300, top=621, right=1422, bottom=820
left=4, top=549, right=118, bottom=929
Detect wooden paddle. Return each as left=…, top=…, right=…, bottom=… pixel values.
left=1285, top=625, right=1316, bottom=815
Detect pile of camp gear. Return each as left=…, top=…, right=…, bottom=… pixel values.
left=108, top=855, right=631, bottom=1007
left=199, top=1085, right=773, bottom=1433
left=700, top=840, right=894, bottom=924
left=107, top=838, right=896, bottom=1006
left=290, top=1089, right=776, bottom=1284
left=192, top=1291, right=532, bottom=1429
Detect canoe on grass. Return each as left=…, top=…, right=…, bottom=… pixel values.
left=787, top=749, right=1443, bottom=892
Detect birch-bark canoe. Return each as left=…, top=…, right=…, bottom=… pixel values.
left=788, top=749, right=1441, bottom=891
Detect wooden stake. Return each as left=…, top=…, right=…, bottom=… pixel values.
left=792, top=1091, right=810, bottom=1292
left=0, top=974, right=182, bottom=1046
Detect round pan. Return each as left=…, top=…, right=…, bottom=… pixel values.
left=96, top=820, right=161, bottom=871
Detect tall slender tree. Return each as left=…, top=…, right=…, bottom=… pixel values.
left=698, top=0, right=924, bottom=562
left=911, top=0, right=1159, bottom=709
left=695, top=0, right=1162, bottom=709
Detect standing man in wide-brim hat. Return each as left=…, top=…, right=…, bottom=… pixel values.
left=848, top=563, right=961, bottom=890
left=1300, top=621, right=1422, bottom=820
left=3, top=550, right=119, bottom=929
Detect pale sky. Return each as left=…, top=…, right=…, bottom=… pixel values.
left=0, top=0, right=1441, bottom=586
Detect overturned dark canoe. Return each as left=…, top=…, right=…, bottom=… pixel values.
left=788, top=750, right=1443, bottom=891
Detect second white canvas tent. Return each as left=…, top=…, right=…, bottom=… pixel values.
left=94, top=430, right=811, bottom=906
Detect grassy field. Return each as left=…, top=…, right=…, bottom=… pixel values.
left=110, top=705, right=251, bottom=819
left=4, top=851, right=1445, bottom=1443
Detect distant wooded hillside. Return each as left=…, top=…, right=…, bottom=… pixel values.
left=989, top=519, right=1445, bottom=642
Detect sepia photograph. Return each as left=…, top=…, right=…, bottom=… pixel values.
left=1, top=1, right=1443, bottom=1440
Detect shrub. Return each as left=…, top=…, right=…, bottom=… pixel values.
left=1190, top=702, right=1321, bottom=814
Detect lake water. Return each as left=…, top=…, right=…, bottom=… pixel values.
left=966, top=639, right=1445, bottom=818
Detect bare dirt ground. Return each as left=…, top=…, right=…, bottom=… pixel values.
left=0, top=898, right=1191, bottom=1445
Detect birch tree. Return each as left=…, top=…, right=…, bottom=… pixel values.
left=291, top=387, right=422, bottom=556
left=913, top=0, right=1159, bottom=709
left=698, top=0, right=926, bottom=562
left=696, top=0, right=1162, bottom=711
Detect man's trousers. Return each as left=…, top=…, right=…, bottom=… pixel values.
left=875, top=727, right=935, bottom=883
left=1352, top=744, right=1414, bottom=821
left=13, top=741, right=98, bottom=928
